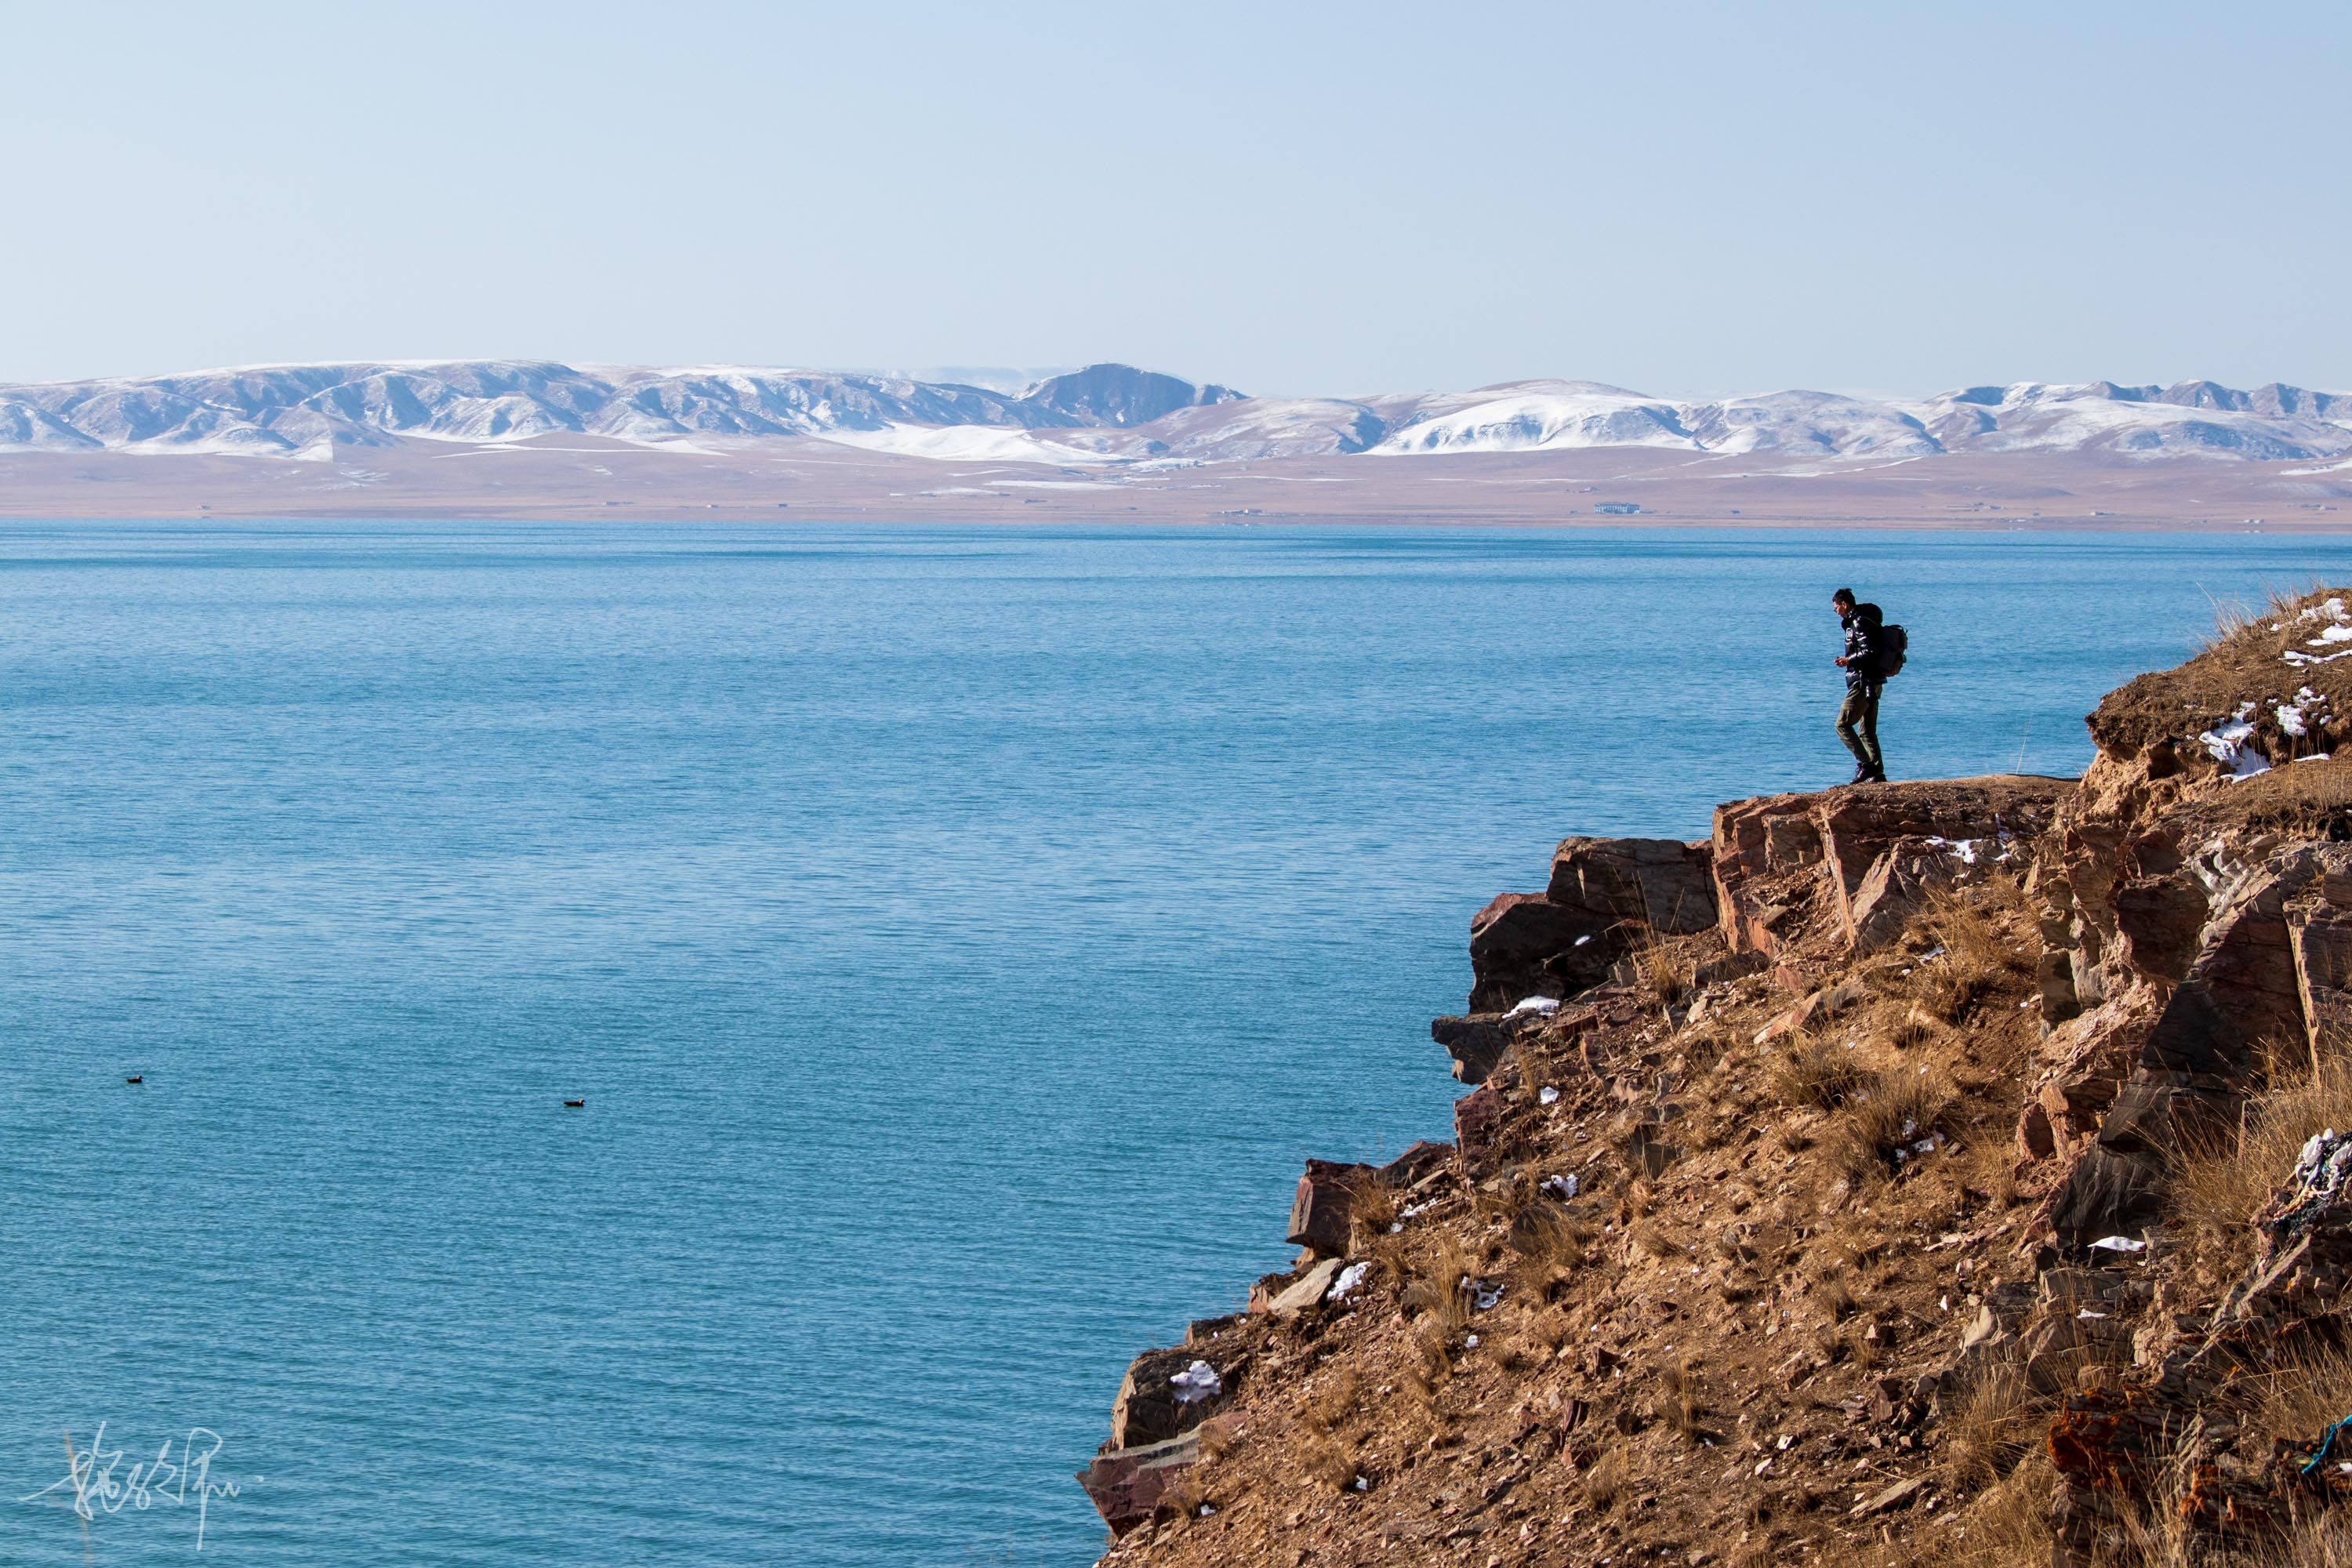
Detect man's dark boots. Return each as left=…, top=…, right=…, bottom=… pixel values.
left=1865, top=764, right=1889, bottom=783
left=1849, top=761, right=1873, bottom=784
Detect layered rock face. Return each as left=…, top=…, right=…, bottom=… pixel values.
left=1079, top=590, right=2352, bottom=1568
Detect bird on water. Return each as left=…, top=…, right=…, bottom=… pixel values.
left=563, top=1098, right=585, bottom=1109
left=125, top=1075, right=143, bottom=1085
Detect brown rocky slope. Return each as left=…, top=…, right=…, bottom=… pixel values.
left=1077, top=590, right=2352, bottom=1568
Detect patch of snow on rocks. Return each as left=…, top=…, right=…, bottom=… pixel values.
left=1169, top=1360, right=1222, bottom=1403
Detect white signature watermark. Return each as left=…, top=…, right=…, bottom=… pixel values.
left=19, top=1425, right=253, bottom=1551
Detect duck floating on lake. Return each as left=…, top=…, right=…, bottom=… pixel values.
left=563, top=1098, right=585, bottom=1109
left=125, top=1074, right=143, bottom=1085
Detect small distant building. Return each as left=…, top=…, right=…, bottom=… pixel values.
left=1594, top=502, right=1642, bottom=516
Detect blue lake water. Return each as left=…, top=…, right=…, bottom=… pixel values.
left=0, top=522, right=2343, bottom=1565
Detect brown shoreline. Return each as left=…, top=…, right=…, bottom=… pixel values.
left=2, top=440, right=2347, bottom=528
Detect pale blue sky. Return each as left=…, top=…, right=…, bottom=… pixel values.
left=2, top=2, right=2343, bottom=396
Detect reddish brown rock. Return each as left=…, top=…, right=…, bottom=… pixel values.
left=1845, top=837, right=1963, bottom=952
left=1374, top=1139, right=1454, bottom=1187
left=1545, top=836, right=1717, bottom=936
left=1454, top=1080, right=1508, bottom=1167
left=1816, top=775, right=2071, bottom=945
left=1467, top=892, right=1614, bottom=1012
left=1429, top=1011, right=1542, bottom=1085
left=2023, top=989, right=2161, bottom=1160
left=1076, top=1428, right=1202, bottom=1535
left=1286, top=1158, right=1371, bottom=1257
left=1466, top=839, right=1716, bottom=1012
left=1710, top=792, right=1821, bottom=956
left=2291, top=880, right=2352, bottom=1069
left=2140, top=845, right=2352, bottom=1080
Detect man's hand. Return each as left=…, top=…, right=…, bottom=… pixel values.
left=1835, top=655, right=1849, bottom=667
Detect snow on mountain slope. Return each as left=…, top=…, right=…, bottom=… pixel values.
left=1369, top=381, right=1694, bottom=455
left=1, top=362, right=2346, bottom=466
left=1681, top=390, right=1940, bottom=457
left=1897, top=382, right=2352, bottom=459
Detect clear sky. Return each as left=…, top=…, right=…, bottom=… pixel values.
left=2, top=2, right=2343, bottom=396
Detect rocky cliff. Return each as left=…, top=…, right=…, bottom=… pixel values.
left=1077, top=589, right=2352, bottom=1568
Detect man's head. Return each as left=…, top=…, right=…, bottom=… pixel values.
left=1831, top=587, right=1856, bottom=615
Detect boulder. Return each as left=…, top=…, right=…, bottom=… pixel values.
left=1265, top=1257, right=1345, bottom=1318
left=1845, top=837, right=1964, bottom=952
left=1817, top=776, right=2071, bottom=946
left=1453, top=1080, right=1509, bottom=1171
left=1076, top=1428, right=1202, bottom=1534
left=1710, top=792, right=1822, bottom=956
left=1375, top=1139, right=1454, bottom=1187
left=2049, top=1073, right=2239, bottom=1248
left=1546, top=836, right=1717, bottom=936
left=1467, top=893, right=1615, bottom=1012
left=2047, top=1143, right=2167, bottom=1254
left=1429, top=1011, right=1541, bottom=1085
left=1109, top=1345, right=1232, bottom=1450
left=2112, top=873, right=2209, bottom=985
left=1287, top=1159, right=1370, bottom=1257
left=1468, top=839, right=1730, bottom=1012
left=2024, top=988, right=2161, bottom=1160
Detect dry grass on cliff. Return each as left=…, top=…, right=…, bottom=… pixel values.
left=1633, top=933, right=1697, bottom=1008
left=1824, top=1069, right=1955, bottom=1185
left=1906, top=884, right=2030, bottom=1025
left=1928, top=1441, right=2056, bottom=1568
left=1769, top=1032, right=1876, bottom=1110
left=2253, top=1344, right=2352, bottom=1469
left=2170, top=1047, right=2352, bottom=1279
left=2223, top=754, right=2352, bottom=832
left=2097, top=584, right=2352, bottom=759
left=1941, top=1360, right=2047, bottom=1494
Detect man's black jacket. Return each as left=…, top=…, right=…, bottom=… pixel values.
left=1841, top=603, right=1887, bottom=689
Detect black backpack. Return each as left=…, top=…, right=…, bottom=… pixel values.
left=1878, top=622, right=1908, bottom=678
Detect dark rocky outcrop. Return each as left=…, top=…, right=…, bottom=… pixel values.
left=1466, top=837, right=1718, bottom=1011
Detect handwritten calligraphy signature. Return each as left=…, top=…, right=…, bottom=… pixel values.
left=19, top=1425, right=250, bottom=1551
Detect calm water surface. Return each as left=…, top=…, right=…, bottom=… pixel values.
left=0, top=523, right=2342, bottom=1565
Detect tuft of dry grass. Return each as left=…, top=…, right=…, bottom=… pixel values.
left=1905, top=884, right=2027, bottom=1022
left=1659, top=1357, right=1705, bottom=1443
left=2227, top=757, right=2352, bottom=831
left=2198, top=583, right=2329, bottom=654
left=1941, top=1359, right=2046, bottom=1493
left=1397, top=1322, right=1449, bottom=1406
left=2252, top=1344, right=2352, bottom=1470
left=1769, top=1033, right=1878, bottom=1111
left=1399, top=1238, right=1477, bottom=1332
left=1295, top=1428, right=1358, bottom=1494
left=1635, top=934, right=1697, bottom=1009
left=1629, top=1218, right=1683, bottom=1260
left=1807, top=1261, right=1856, bottom=1321
left=1825, top=1070, right=1954, bottom=1184
left=1303, top=1367, right=1361, bottom=1432
left=1507, top=1195, right=1593, bottom=1301
left=1580, top=1443, right=1630, bottom=1512
left=1344, top=1171, right=1399, bottom=1253
left=1926, top=1439, right=2056, bottom=1567
left=1864, top=999, right=1946, bottom=1054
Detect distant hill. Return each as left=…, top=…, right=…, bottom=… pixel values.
left=2, top=361, right=2347, bottom=466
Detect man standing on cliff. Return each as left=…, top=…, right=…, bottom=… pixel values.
left=1832, top=587, right=1889, bottom=784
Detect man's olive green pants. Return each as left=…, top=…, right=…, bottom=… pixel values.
left=1837, top=682, right=1884, bottom=772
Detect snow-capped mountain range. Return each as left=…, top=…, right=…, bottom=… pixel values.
left=2, top=361, right=2347, bottom=466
